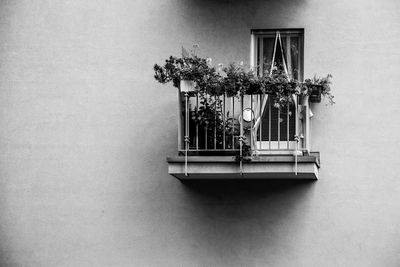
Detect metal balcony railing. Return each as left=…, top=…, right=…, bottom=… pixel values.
left=178, top=91, right=312, bottom=157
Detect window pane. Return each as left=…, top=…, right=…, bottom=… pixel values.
left=274, top=37, right=286, bottom=73
left=262, top=37, right=275, bottom=76
left=260, top=100, right=295, bottom=141
left=263, top=36, right=288, bottom=75
left=290, top=36, right=300, bottom=80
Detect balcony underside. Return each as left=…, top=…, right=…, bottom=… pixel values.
left=167, top=153, right=320, bottom=180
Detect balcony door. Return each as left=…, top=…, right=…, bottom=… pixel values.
left=251, top=29, right=304, bottom=152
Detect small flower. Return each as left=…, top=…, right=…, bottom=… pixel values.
left=191, top=44, right=199, bottom=57
left=206, top=58, right=212, bottom=66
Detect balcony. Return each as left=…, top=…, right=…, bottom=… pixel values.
left=168, top=153, right=320, bottom=180
left=167, top=88, right=320, bottom=180
left=155, top=44, right=332, bottom=180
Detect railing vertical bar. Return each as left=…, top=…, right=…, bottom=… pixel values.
left=250, top=94, right=253, bottom=151
left=205, top=127, right=207, bottom=150
left=223, top=94, right=226, bottom=149
left=295, top=95, right=299, bottom=175
left=305, top=101, right=311, bottom=154
left=232, top=96, right=235, bottom=150
left=196, top=93, right=199, bottom=150
left=260, top=96, right=262, bottom=150
left=268, top=97, right=271, bottom=150
left=259, top=37, right=264, bottom=76
left=178, top=91, right=182, bottom=151
left=295, top=95, right=299, bottom=146
left=186, top=93, right=190, bottom=147
left=214, top=96, right=217, bottom=149
left=287, top=104, right=290, bottom=149
left=278, top=106, right=280, bottom=150
left=239, top=94, right=244, bottom=174
left=184, top=92, right=189, bottom=176
left=205, top=93, right=207, bottom=150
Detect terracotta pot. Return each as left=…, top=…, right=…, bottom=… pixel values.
left=180, top=80, right=196, bottom=92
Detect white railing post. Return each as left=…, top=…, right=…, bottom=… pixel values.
left=239, top=94, right=244, bottom=175
left=184, top=92, right=189, bottom=176
left=305, top=96, right=311, bottom=155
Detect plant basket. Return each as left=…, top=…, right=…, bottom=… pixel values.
left=309, top=86, right=322, bottom=103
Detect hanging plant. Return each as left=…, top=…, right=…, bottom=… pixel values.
left=300, top=74, right=334, bottom=104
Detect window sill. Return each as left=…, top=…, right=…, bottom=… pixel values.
left=167, top=152, right=320, bottom=180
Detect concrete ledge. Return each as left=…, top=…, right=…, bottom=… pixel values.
left=167, top=154, right=320, bottom=180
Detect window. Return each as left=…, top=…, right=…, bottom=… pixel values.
left=251, top=29, right=304, bottom=150
left=251, top=29, right=303, bottom=80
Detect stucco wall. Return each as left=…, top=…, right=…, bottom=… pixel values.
left=0, top=0, right=400, bottom=266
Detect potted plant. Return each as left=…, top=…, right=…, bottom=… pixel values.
left=153, top=56, right=219, bottom=93
left=154, top=55, right=334, bottom=107
left=309, top=85, right=322, bottom=103
left=261, top=67, right=298, bottom=108
left=221, top=63, right=255, bottom=97
left=302, top=74, right=334, bottom=104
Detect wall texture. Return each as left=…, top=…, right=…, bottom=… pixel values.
left=0, top=0, right=400, bottom=266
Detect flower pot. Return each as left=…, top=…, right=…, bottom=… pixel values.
left=309, top=86, right=322, bottom=103
left=299, top=95, right=309, bottom=106
left=180, top=80, right=196, bottom=92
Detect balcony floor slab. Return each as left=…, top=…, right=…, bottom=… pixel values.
left=167, top=154, right=320, bottom=180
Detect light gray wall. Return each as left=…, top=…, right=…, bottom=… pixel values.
left=1, top=0, right=400, bottom=266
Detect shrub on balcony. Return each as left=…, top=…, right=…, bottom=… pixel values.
left=153, top=55, right=334, bottom=106
left=153, top=56, right=218, bottom=89
left=221, top=63, right=257, bottom=97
